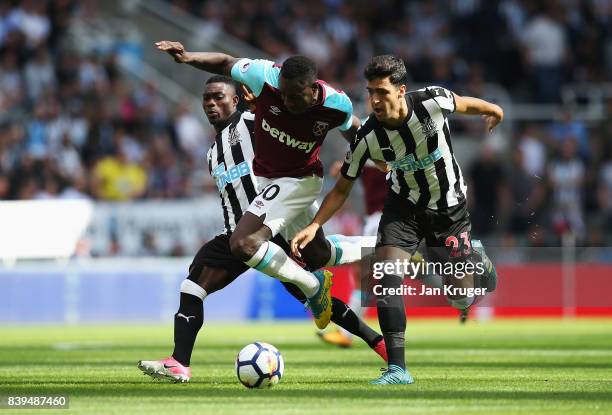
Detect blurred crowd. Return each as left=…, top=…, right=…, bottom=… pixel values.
left=1, top=0, right=611, bottom=251
left=0, top=0, right=216, bottom=206
left=171, top=0, right=611, bottom=104
left=468, top=110, right=612, bottom=247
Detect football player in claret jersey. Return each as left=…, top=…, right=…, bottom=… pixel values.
left=156, top=40, right=368, bottom=330
left=137, top=76, right=387, bottom=383
left=293, top=55, right=501, bottom=384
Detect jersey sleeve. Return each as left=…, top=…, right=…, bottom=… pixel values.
left=340, top=135, right=370, bottom=180
left=230, top=59, right=280, bottom=97
left=426, top=86, right=456, bottom=115
left=322, top=87, right=353, bottom=131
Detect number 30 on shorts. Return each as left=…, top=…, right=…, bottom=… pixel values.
left=445, top=231, right=471, bottom=258
left=261, top=184, right=280, bottom=201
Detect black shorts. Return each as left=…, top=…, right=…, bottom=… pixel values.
left=187, top=234, right=248, bottom=283
left=376, top=191, right=473, bottom=263
left=187, top=233, right=301, bottom=300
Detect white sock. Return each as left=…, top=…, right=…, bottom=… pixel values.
left=180, top=279, right=207, bottom=300
left=246, top=241, right=320, bottom=297
left=325, top=235, right=363, bottom=266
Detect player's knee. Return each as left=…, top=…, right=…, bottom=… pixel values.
left=229, top=233, right=262, bottom=261
left=192, top=269, right=224, bottom=295
left=187, top=264, right=208, bottom=289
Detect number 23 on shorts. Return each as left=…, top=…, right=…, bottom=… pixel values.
left=445, top=231, right=471, bottom=258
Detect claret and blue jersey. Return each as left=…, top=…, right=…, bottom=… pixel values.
left=230, top=58, right=353, bottom=179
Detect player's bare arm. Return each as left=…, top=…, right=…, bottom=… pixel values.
left=452, top=93, right=504, bottom=133
left=291, top=176, right=355, bottom=257
left=155, top=40, right=239, bottom=75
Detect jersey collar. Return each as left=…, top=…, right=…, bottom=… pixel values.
left=313, top=80, right=327, bottom=106
left=214, top=110, right=242, bottom=135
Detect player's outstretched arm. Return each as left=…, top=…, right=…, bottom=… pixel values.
left=155, top=40, right=239, bottom=76
left=453, top=93, right=504, bottom=133
left=291, top=177, right=355, bottom=257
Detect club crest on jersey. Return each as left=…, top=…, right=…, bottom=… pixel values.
left=421, top=117, right=438, bottom=139
left=431, top=87, right=446, bottom=97
left=313, top=121, right=330, bottom=137
left=228, top=128, right=241, bottom=146
left=269, top=106, right=281, bottom=116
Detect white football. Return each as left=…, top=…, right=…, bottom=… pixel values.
left=235, top=342, right=284, bottom=388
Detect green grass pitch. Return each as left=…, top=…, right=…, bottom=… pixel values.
left=1, top=319, right=611, bottom=414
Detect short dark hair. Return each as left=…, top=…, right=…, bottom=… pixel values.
left=364, top=55, right=407, bottom=85
left=205, top=75, right=238, bottom=91
left=280, top=55, right=317, bottom=83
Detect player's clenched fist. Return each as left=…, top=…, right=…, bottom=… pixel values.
left=482, top=104, right=503, bottom=133
left=155, top=40, right=188, bottom=63
left=291, top=223, right=320, bottom=258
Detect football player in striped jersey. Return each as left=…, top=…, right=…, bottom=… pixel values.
left=293, top=55, right=501, bottom=384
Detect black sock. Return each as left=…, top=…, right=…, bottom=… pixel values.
left=383, top=331, right=405, bottom=369
left=376, top=274, right=407, bottom=369
left=330, top=297, right=383, bottom=348
left=171, top=292, right=204, bottom=367
left=281, top=281, right=383, bottom=348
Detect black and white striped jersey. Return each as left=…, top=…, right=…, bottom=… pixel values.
left=206, top=111, right=258, bottom=233
left=341, top=86, right=467, bottom=210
